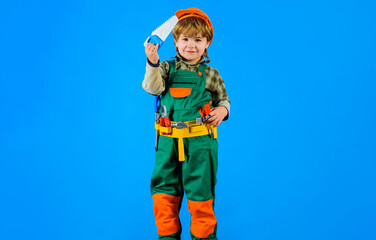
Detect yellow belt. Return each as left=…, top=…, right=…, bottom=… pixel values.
left=155, top=120, right=217, bottom=162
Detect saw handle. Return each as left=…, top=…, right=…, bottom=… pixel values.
left=147, top=35, right=163, bottom=49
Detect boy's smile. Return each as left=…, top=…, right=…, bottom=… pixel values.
left=175, top=34, right=211, bottom=64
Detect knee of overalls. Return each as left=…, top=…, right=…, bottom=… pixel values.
left=188, top=199, right=217, bottom=239
left=152, top=193, right=182, bottom=236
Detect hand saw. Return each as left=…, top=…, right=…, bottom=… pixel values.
left=144, top=14, right=179, bottom=50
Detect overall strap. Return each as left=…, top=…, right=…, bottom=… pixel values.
left=197, top=62, right=207, bottom=77
left=167, top=60, right=176, bottom=77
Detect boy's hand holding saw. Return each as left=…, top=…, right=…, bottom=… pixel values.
left=145, top=43, right=159, bottom=65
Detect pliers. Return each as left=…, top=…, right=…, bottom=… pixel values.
left=159, top=105, right=171, bottom=135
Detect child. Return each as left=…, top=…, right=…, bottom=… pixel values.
left=143, top=7, right=230, bottom=240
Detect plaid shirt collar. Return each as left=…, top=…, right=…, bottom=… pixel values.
left=169, top=53, right=210, bottom=70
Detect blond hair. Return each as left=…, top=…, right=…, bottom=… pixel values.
left=172, top=17, right=213, bottom=60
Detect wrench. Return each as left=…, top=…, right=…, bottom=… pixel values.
left=196, top=114, right=212, bottom=124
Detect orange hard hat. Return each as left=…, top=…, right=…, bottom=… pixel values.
left=175, top=7, right=213, bottom=36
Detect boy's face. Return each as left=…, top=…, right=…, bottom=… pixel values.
left=175, top=33, right=211, bottom=64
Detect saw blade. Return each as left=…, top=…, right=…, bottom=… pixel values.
left=144, top=15, right=179, bottom=46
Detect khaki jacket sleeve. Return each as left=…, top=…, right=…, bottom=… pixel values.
left=205, top=67, right=231, bottom=120
left=142, top=60, right=169, bottom=96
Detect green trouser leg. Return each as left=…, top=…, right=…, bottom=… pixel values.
left=183, top=135, right=218, bottom=240
left=151, top=136, right=183, bottom=239
left=151, top=135, right=218, bottom=240
left=158, top=231, right=182, bottom=240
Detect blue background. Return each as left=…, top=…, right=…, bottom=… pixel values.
left=1, top=0, right=375, bottom=239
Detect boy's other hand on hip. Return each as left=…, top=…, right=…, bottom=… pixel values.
left=207, top=106, right=228, bottom=127
left=145, top=43, right=159, bottom=65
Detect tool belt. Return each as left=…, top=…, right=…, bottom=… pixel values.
left=155, top=120, right=217, bottom=162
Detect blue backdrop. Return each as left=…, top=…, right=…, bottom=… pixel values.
left=1, top=1, right=375, bottom=239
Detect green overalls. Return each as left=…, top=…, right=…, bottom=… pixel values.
left=151, top=60, right=219, bottom=240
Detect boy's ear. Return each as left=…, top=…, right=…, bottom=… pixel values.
left=206, top=41, right=212, bottom=48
